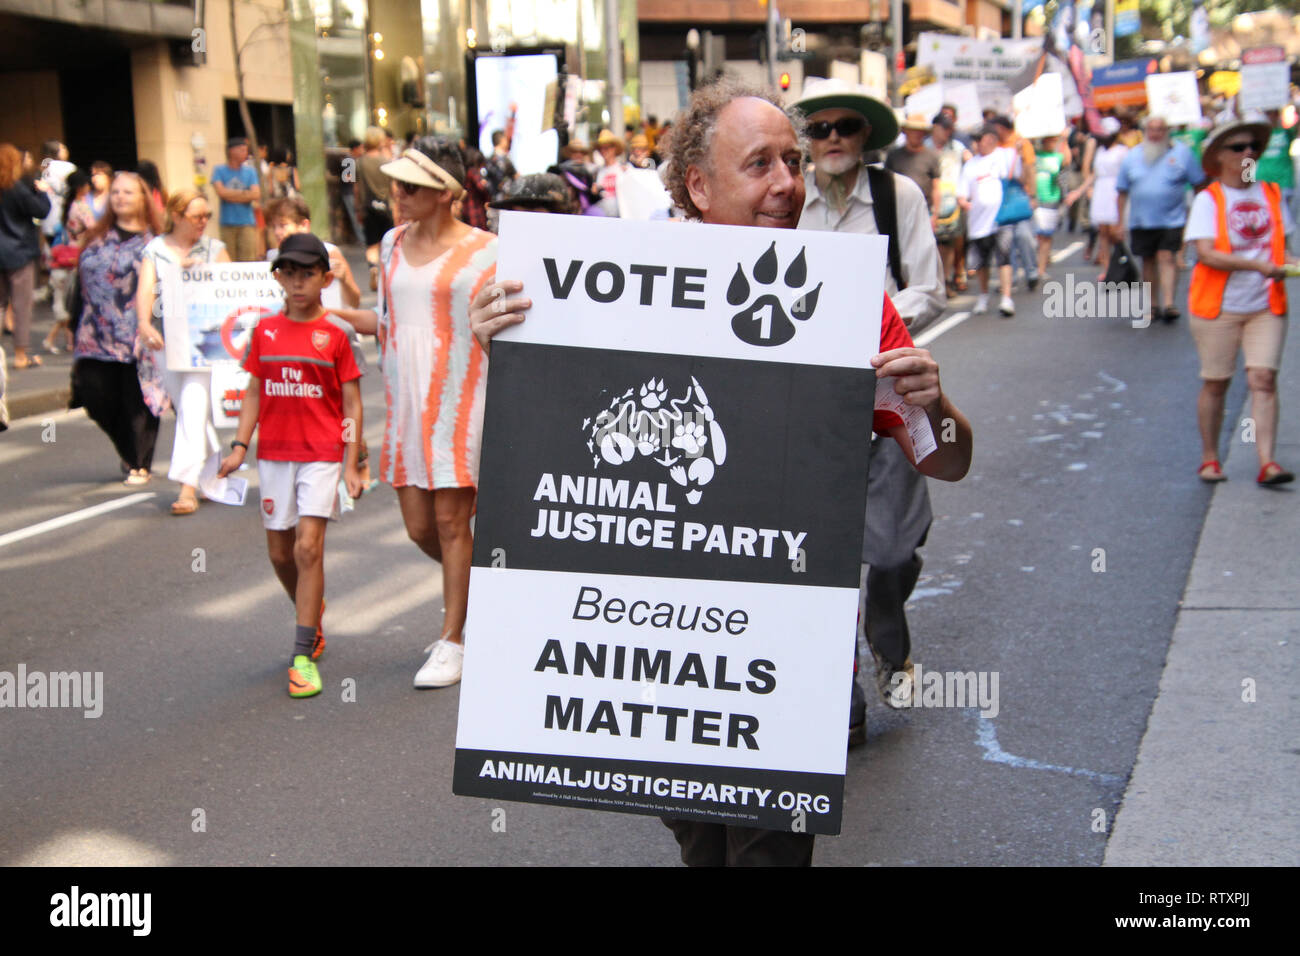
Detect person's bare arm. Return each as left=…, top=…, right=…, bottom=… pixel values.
left=328, top=306, right=378, bottom=336
left=216, top=380, right=261, bottom=478
left=328, top=248, right=362, bottom=307
left=1194, top=239, right=1288, bottom=278
left=135, top=256, right=164, bottom=351
left=341, top=379, right=364, bottom=498
left=872, top=347, right=973, bottom=482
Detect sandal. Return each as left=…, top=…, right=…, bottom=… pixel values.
left=1257, top=462, right=1295, bottom=486
left=124, top=469, right=151, bottom=486
left=12, top=354, right=43, bottom=369
left=1197, top=460, right=1226, bottom=483
left=171, top=495, right=200, bottom=515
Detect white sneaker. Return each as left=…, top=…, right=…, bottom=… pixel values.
left=974, top=293, right=990, bottom=314
left=414, top=638, right=464, bottom=688
left=999, top=295, right=1015, bottom=317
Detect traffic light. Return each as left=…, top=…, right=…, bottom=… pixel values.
left=779, top=71, right=791, bottom=91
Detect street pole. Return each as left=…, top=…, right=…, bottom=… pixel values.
left=766, top=1, right=780, bottom=89
left=891, top=0, right=903, bottom=103
left=604, top=0, right=624, bottom=137
left=1013, top=0, right=1023, bottom=40
left=1106, top=0, right=1116, bottom=62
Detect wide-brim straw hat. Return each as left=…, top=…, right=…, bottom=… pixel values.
left=900, top=113, right=932, bottom=133
left=1201, top=117, right=1274, bottom=177
left=379, top=148, right=465, bottom=198
left=791, top=77, right=900, bottom=151
left=595, top=130, right=625, bottom=153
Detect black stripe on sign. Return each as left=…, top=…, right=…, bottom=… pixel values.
left=473, top=341, right=874, bottom=590
left=454, top=748, right=844, bottom=835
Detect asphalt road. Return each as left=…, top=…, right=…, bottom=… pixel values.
left=0, top=239, right=1248, bottom=866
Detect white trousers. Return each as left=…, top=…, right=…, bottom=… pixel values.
left=163, top=370, right=219, bottom=488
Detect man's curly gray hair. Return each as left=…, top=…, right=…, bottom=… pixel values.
left=663, top=77, right=808, bottom=220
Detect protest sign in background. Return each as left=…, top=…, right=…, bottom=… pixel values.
left=453, top=213, right=887, bottom=833
left=1013, top=73, right=1067, bottom=139
left=1145, top=72, right=1202, bottom=127
left=160, top=261, right=282, bottom=371
left=1239, top=47, right=1288, bottom=112
left=916, top=33, right=1044, bottom=116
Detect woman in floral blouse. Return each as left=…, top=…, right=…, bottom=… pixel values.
left=71, top=172, right=165, bottom=484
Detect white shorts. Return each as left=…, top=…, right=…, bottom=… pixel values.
left=1033, top=205, right=1060, bottom=236
left=257, top=460, right=342, bottom=530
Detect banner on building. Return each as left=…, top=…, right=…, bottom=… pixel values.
left=1091, top=58, right=1154, bottom=109
left=452, top=212, right=889, bottom=834
left=1239, top=47, right=1289, bottom=112
left=1115, top=0, right=1140, bottom=37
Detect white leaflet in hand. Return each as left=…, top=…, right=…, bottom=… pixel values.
left=337, top=479, right=355, bottom=514
left=874, top=377, right=937, bottom=462
left=198, top=452, right=248, bottom=506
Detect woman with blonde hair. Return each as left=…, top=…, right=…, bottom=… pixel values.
left=0, top=143, right=52, bottom=369
left=136, top=186, right=231, bottom=512
left=71, top=171, right=165, bottom=483
left=358, top=126, right=395, bottom=289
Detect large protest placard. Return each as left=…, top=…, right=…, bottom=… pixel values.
left=916, top=32, right=1044, bottom=116
left=1013, top=73, right=1067, bottom=139
left=453, top=212, right=887, bottom=834
left=1145, top=71, right=1201, bottom=127
left=1091, top=58, right=1153, bottom=110
left=1239, top=47, right=1288, bottom=112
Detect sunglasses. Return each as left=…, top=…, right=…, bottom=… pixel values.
left=1222, top=141, right=1264, bottom=154
left=808, top=117, right=867, bottom=140
left=393, top=180, right=427, bottom=196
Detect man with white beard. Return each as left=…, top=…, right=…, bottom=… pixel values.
left=1117, top=115, right=1204, bottom=323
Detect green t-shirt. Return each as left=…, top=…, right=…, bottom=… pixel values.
left=1257, top=126, right=1296, bottom=190
left=1036, top=151, right=1064, bottom=204
left=1170, top=127, right=1207, bottom=163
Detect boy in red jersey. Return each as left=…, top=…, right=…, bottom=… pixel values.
left=218, top=233, right=365, bottom=698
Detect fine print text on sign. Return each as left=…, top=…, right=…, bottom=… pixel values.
left=453, top=212, right=889, bottom=834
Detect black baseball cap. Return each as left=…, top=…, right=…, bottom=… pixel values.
left=273, top=233, right=330, bottom=270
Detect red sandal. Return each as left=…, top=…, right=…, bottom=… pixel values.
left=1197, top=460, right=1226, bottom=483
left=1257, top=462, right=1295, bottom=486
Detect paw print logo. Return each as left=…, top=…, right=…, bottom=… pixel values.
left=639, top=377, right=668, bottom=409
left=727, top=242, right=821, bottom=347
left=586, top=375, right=726, bottom=505
left=672, top=420, right=707, bottom=456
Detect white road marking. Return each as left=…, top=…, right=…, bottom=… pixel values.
left=973, top=713, right=1124, bottom=784
left=0, top=493, right=156, bottom=549
left=914, top=310, right=971, bottom=348
left=1051, top=241, right=1084, bottom=263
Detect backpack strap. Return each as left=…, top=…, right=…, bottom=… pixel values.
left=866, top=165, right=906, bottom=292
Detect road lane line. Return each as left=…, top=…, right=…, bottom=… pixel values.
left=914, top=310, right=970, bottom=348
left=1051, top=240, right=1084, bottom=263
left=0, top=493, right=156, bottom=549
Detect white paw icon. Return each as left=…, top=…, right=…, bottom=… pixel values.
left=587, top=375, right=727, bottom=504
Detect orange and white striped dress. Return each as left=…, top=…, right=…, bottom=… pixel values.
left=377, top=224, right=497, bottom=489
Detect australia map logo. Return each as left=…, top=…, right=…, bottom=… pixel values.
left=587, top=376, right=726, bottom=505
left=727, top=242, right=821, bottom=347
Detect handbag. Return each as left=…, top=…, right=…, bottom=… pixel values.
left=51, top=243, right=80, bottom=269
left=1104, top=240, right=1140, bottom=285
left=996, top=176, right=1033, bottom=225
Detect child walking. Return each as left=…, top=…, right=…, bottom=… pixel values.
left=218, top=233, right=365, bottom=698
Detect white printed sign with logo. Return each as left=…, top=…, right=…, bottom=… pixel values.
left=1144, top=71, right=1202, bottom=128
left=916, top=32, right=1045, bottom=116
left=453, top=212, right=888, bottom=834
left=1239, top=46, right=1288, bottom=112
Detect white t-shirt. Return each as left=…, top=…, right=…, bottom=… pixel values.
left=40, top=159, right=76, bottom=235
left=1185, top=183, right=1294, bottom=315
left=958, top=149, right=1019, bottom=240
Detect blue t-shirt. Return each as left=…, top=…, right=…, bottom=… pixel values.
left=1116, top=142, right=1204, bottom=229
left=211, top=163, right=259, bottom=227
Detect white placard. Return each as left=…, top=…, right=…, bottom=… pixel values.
left=916, top=32, right=1045, bottom=116
left=904, top=83, right=945, bottom=124
left=614, top=168, right=673, bottom=221
left=1013, top=72, right=1067, bottom=139
left=161, top=261, right=283, bottom=370
left=1145, top=72, right=1202, bottom=128
left=1239, top=47, right=1289, bottom=112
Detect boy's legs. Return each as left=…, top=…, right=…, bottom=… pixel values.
left=292, top=516, right=328, bottom=630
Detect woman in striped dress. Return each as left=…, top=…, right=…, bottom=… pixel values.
left=377, top=138, right=496, bottom=688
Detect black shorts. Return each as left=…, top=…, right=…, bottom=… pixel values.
left=966, top=228, right=1013, bottom=271
left=363, top=203, right=394, bottom=246
left=1129, top=227, right=1183, bottom=258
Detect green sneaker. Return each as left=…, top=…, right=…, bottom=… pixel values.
left=289, top=655, right=322, bottom=698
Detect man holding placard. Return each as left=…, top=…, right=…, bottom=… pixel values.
left=465, top=79, right=972, bottom=866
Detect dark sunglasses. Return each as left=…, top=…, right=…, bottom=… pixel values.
left=808, top=117, right=867, bottom=140
left=1222, top=141, right=1264, bottom=154
left=393, top=179, right=427, bottom=196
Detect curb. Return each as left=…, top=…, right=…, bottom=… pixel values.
left=7, top=387, right=71, bottom=423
